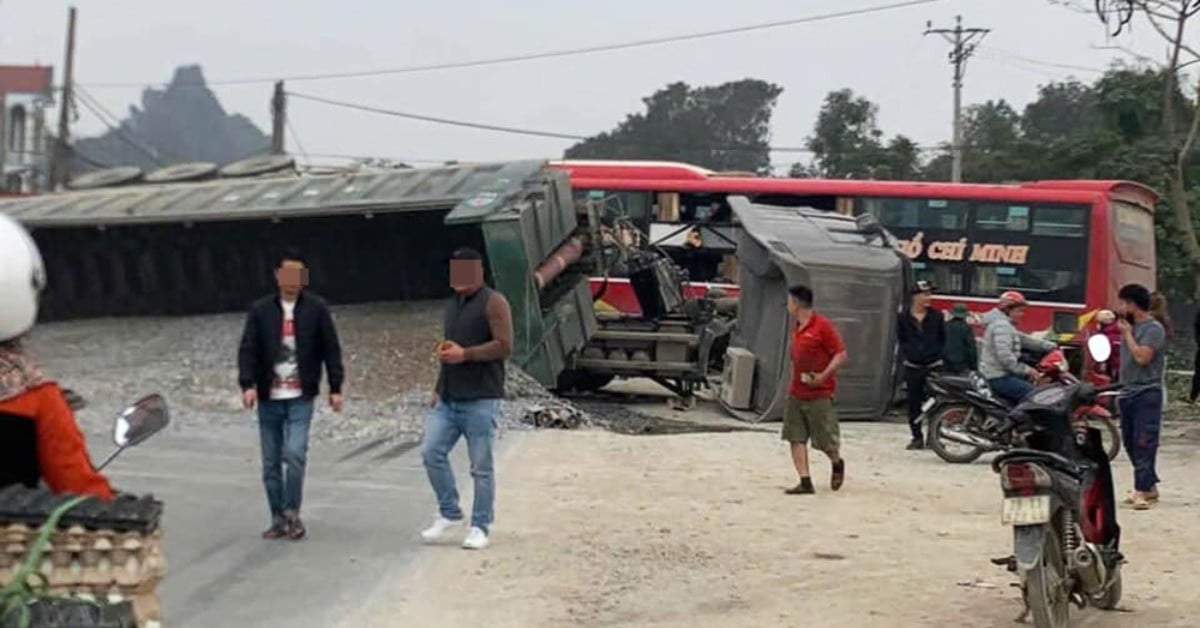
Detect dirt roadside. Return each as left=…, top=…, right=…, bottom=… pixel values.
left=345, top=417, right=1200, bottom=628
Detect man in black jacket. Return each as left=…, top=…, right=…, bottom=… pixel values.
left=238, top=248, right=344, bottom=541
left=897, top=280, right=945, bottom=450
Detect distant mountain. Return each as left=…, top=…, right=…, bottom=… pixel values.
left=72, top=65, right=271, bottom=173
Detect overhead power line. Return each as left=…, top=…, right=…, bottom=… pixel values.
left=289, top=91, right=591, bottom=142
left=977, top=45, right=1105, bottom=74
left=286, top=117, right=311, bottom=165
left=289, top=90, right=810, bottom=152
left=288, top=91, right=944, bottom=156
left=73, top=86, right=170, bottom=167
left=80, top=0, right=940, bottom=89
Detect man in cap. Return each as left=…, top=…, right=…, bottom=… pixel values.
left=896, top=280, right=945, bottom=450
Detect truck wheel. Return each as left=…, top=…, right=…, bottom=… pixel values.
left=555, top=370, right=614, bottom=393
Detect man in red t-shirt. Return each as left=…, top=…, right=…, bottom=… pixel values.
left=783, top=284, right=849, bottom=495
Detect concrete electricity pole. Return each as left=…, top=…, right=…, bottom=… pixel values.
left=270, top=81, right=286, bottom=154
left=924, top=15, right=988, bottom=183
left=51, top=6, right=78, bottom=190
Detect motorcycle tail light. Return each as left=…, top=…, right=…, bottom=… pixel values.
left=1000, top=462, right=1052, bottom=492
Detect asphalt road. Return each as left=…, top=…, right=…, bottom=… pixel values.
left=95, top=421, right=492, bottom=627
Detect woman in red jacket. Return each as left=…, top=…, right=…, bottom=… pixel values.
left=0, top=214, right=113, bottom=500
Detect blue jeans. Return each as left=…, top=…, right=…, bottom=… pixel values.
left=988, top=376, right=1033, bottom=405
left=1118, top=387, right=1163, bottom=492
left=421, top=399, right=500, bottom=533
left=257, top=397, right=315, bottom=519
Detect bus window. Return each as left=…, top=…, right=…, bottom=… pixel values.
left=679, top=193, right=733, bottom=224
left=1032, top=206, right=1087, bottom=238
left=973, top=265, right=1085, bottom=304
left=861, top=197, right=969, bottom=230
left=975, top=203, right=1031, bottom=232
left=573, top=189, right=653, bottom=224
left=1113, top=201, right=1154, bottom=267
left=911, top=261, right=966, bottom=295
left=656, top=192, right=680, bottom=222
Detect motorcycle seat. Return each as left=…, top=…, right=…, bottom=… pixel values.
left=933, top=375, right=977, bottom=390
left=992, top=448, right=1083, bottom=478
left=964, top=390, right=1009, bottom=411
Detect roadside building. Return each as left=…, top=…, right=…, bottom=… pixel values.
left=0, top=65, right=54, bottom=193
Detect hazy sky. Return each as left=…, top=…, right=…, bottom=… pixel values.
left=0, top=0, right=1177, bottom=172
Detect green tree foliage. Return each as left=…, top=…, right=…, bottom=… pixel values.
left=564, top=79, right=783, bottom=173
left=798, top=89, right=921, bottom=179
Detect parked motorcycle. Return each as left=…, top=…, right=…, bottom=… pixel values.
left=920, top=347, right=1120, bottom=464
left=990, top=334, right=1124, bottom=627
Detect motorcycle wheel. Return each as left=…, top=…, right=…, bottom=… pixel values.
left=1090, top=416, right=1121, bottom=462
left=928, top=404, right=986, bottom=464
left=1026, top=529, right=1070, bottom=628
left=1092, top=564, right=1123, bottom=610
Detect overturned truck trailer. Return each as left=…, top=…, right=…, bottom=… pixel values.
left=0, top=161, right=565, bottom=322
left=720, top=197, right=906, bottom=422
left=0, top=159, right=595, bottom=388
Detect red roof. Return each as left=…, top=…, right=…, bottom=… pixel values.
left=0, top=65, right=53, bottom=96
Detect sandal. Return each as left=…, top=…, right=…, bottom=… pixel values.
left=286, top=514, right=307, bottom=540
left=262, top=519, right=289, bottom=540
left=831, top=459, right=845, bottom=491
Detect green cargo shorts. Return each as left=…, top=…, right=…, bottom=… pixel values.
left=782, top=396, right=840, bottom=452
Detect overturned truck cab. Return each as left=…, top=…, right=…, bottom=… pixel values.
left=445, top=165, right=734, bottom=404
left=718, top=197, right=906, bottom=422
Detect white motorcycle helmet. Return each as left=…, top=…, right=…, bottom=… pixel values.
left=0, top=214, right=45, bottom=343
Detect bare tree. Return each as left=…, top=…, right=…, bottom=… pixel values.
left=1067, top=0, right=1200, bottom=297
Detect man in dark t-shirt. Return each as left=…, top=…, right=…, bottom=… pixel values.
left=420, top=247, right=513, bottom=550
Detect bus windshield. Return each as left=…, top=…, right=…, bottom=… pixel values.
left=861, top=196, right=1090, bottom=305
left=1112, top=200, right=1154, bottom=268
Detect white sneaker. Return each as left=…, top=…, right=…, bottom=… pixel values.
left=420, top=516, right=463, bottom=543
left=461, top=526, right=489, bottom=550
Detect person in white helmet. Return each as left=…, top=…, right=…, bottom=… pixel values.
left=0, top=214, right=114, bottom=499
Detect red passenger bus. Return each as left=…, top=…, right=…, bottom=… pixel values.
left=550, top=160, right=1158, bottom=347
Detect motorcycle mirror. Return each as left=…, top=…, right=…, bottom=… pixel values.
left=113, top=394, right=170, bottom=448
left=1086, top=334, right=1112, bottom=364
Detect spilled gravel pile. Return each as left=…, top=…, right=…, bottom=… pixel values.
left=24, top=302, right=446, bottom=445
left=21, top=300, right=736, bottom=444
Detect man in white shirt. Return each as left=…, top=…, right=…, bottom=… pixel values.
left=238, top=248, right=344, bottom=540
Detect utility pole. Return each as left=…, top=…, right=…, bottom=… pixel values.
left=270, top=81, right=286, bottom=154
left=924, top=15, right=988, bottom=183
left=50, top=6, right=77, bottom=190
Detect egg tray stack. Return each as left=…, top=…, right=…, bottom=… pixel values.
left=0, top=486, right=165, bottom=628
left=2, top=598, right=137, bottom=628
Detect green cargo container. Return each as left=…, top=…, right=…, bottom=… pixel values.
left=444, top=162, right=597, bottom=387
